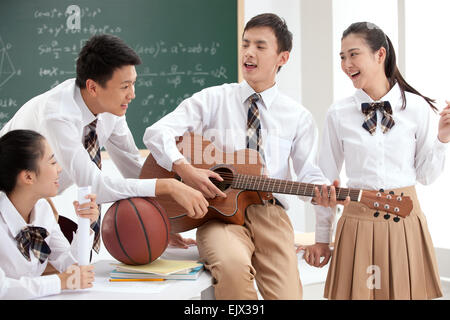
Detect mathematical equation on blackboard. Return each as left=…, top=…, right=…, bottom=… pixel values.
left=0, top=2, right=235, bottom=134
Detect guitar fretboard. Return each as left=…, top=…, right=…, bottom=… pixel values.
left=231, top=174, right=361, bottom=201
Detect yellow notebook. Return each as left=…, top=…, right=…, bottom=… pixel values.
left=113, top=259, right=203, bottom=275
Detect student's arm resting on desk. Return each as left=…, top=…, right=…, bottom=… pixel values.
left=0, top=266, right=61, bottom=300
left=0, top=262, right=94, bottom=299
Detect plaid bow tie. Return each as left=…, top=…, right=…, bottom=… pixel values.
left=15, top=226, right=51, bottom=264
left=84, top=119, right=101, bottom=254
left=246, top=93, right=265, bottom=162
left=361, top=101, right=395, bottom=135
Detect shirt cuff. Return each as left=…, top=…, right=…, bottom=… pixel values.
left=435, top=136, right=449, bottom=151
left=166, top=151, right=185, bottom=172
left=314, top=206, right=335, bottom=243
left=315, top=227, right=333, bottom=244
left=152, top=140, right=185, bottom=172
left=42, top=274, right=62, bottom=296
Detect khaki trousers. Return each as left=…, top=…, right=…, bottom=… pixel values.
left=196, top=203, right=302, bottom=300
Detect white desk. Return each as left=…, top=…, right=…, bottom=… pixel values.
left=40, top=246, right=214, bottom=300
left=38, top=229, right=328, bottom=300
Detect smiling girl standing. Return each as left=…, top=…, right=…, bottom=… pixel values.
left=305, top=22, right=450, bottom=299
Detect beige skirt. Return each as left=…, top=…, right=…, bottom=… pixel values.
left=324, top=186, right=442, bottom=300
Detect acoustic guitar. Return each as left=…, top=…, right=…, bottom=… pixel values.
left=140, top=133, right=414, bottom=233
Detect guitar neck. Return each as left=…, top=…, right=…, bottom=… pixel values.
left=231, top=174, right=361, bottom=202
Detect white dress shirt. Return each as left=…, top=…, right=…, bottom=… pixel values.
left=0, top=192, right=94, bottom=299
left=315, top=83, right=447, bottom=242
left=144, top=80, right=328, bottom=214
left=0, top=79, right=156, bottom=203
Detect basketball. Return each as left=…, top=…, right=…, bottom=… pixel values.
left=101, top=197, right=171, bottom=265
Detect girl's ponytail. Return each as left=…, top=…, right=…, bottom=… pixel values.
left=384, top=35, right=437, bottom=111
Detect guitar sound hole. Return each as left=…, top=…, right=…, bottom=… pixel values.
left=210, top=167, right=234, bottom=192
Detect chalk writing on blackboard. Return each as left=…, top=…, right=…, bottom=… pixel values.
left=0, top=1, right=237, bottom=150
left=134, top=41, right=220, bottom=59
left=34, top=7, right=102, bottom=19
left=0, top=35, right=21, bottom=88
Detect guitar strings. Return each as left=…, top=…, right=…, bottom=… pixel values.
left=209, top=172, right=360, bottom=200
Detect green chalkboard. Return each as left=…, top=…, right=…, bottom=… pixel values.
left=0, top=0, right=238, bottom=148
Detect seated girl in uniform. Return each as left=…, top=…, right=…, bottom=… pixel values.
left=0, top=129, right=99, bottom=299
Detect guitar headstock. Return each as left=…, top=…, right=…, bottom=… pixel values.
left=359, top=189, right=413, bottom=221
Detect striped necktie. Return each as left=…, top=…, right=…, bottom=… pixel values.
left=84, top=119, right=102, bottom=170
left=361, top=101, right=395, bottom=135
left=83, top=119, right=101, bottom=253
left=246, top=93, right=265, bottom=162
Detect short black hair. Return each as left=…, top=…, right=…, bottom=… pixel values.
left=0, top=130, right=46, bottom=193
left=75, top=34, right=142, bottom=89
left=244, top=13, right=293, bottom=53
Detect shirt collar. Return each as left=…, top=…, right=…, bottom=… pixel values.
left=354, top=82, right=402, bottom=111
left=239, top=80, right=279, bottom=109
left=0, top=192, right=30, bottom=238
left=74, top=85, right=97, bottom=127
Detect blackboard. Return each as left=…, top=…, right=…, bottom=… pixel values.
left=0, top=0, right=238, bottom=148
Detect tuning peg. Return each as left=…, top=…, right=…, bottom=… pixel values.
left=383, top=213, right=391, bottom=220
left=389, top=191, right=394, bottom=195
left=401, top=192, right=404, bottom=196
left=393, top=217, right=400, bottom=223
left=374, top=211, right=380, bottom=217
left=379, top=188, right=384, bottom=193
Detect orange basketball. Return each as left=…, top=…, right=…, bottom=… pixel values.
left=101, top=197, right=170, bottom=265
